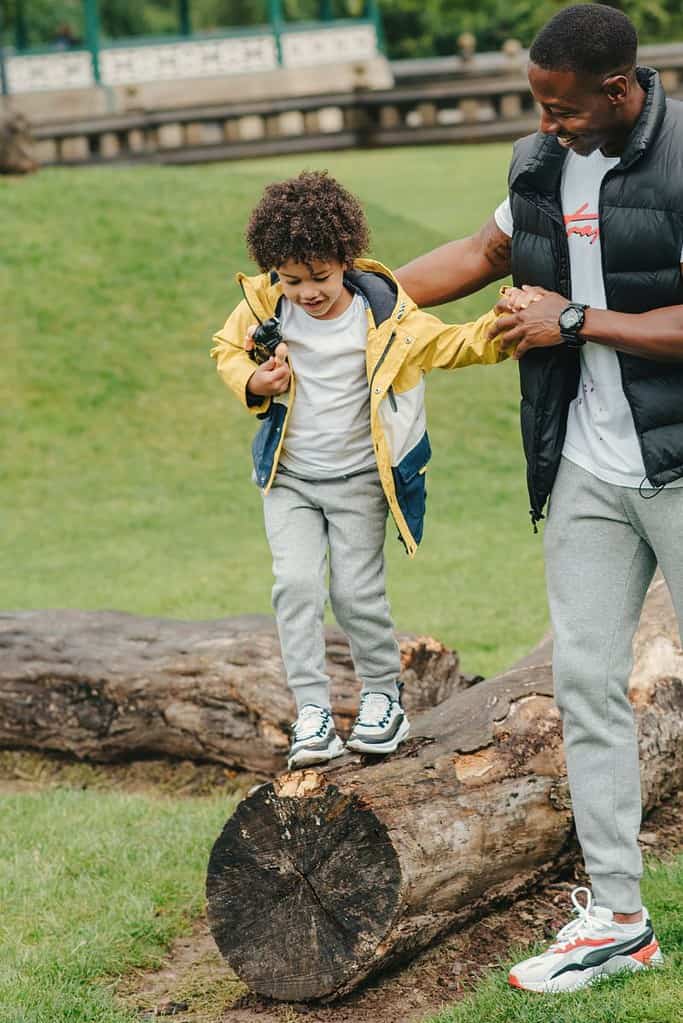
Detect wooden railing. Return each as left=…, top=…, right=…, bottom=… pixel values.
left=28, top=43, right=683, bottom=166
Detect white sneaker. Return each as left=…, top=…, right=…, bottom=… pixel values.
left=287, top=705, right=344, bottom=770
left=345, top=691, right=410, bottom=755
left=508, top=887, right=664, bottom=993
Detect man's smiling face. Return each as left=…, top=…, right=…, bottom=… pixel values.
left=528, top=63, right=625, bottom=157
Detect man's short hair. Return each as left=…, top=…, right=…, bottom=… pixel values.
left=529, top=4, right=638, bottom=76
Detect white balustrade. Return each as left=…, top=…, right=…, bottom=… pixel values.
left=5, top=25, right=378, bottom=95
left=7, top=51, right=94, bottom=93
left=282, top=25, right=377, bottom=68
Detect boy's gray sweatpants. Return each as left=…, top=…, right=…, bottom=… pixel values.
left=544, top=457, right=683, bottom=914
left=263, top=468, right=401, bottom=712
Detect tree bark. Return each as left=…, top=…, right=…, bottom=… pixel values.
left=0, top=610, right=462, bottom=775
left=205, top=578, right=683, bottom=1002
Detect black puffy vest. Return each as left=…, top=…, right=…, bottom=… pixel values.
left=508, top=68, right=683, bottom=523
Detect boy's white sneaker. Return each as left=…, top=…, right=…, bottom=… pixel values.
left=508, top=886, right=664, bottom=994
left=345, top=691, right=410, bottom=754
left=287, top=705, right=344, bottom=770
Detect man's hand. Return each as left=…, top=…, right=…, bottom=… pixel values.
left=489, top=286, right=567, bottom=360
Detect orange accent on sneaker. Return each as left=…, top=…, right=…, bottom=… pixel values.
left=630, top=940, right=659, bottom=964
left=508, top=973, right=524, bottom=989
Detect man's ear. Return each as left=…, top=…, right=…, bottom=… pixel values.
left=602, top=73, right=629, bottom=106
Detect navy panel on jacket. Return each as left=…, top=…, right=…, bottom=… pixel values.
left=392, top=431, right=431, bottom=546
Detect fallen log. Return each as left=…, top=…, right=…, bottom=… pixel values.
left=0, top=610, right=462, bottom=775
left=206, top=578, right=683, bottom=1001
left=0, top=111, right=38, bottom=174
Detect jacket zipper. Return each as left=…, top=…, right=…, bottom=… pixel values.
left=388, top=385, right=398, bottom=412
left=370, top=331, right=397, bottom=391
left=518, top=178, right=572, bottom=530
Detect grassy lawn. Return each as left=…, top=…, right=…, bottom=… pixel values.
left=0, top=787, right=238, bottom=1023
left=2, top=143, right=546, bottom=679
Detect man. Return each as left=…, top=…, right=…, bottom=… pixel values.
left=397, top=3, right=682, bottom=995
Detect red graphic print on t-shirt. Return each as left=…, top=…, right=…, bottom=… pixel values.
left=564, top=202, right=600, bottom=245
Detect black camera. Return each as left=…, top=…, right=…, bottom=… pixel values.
left=249, top=317, right=284, bottom=364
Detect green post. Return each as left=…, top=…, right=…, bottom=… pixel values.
left=268, top=0, right=283, bottom=66
left=0, top=2, right=8, bottom=97
left=320, top=0, right=334, bottom=19
left=365, top=0, right=384, bottom=52
left=15, top=0, right=29, bottom=51
left=179, top=0, right=192, bottom=36
left=83, top=0, right=101, bottom=84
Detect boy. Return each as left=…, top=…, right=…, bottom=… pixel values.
left=211, top=171, right=507, bottom=770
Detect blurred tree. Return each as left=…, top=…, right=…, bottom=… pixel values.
left=2, top=0, right=83, bottom=49
left=189, top=0, right=268, bottom=30
left=378, top=0, right=683, bottom=59
left=1, top=0, right=682, bottom=53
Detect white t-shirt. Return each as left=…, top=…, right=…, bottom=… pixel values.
left=278, top=291, right=376, bottom=479
left=495, top=149, right=683, bottom=489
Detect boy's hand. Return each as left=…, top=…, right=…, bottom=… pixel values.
left=247, top=356, right=291, bottom=396
left=489, top=285, right=566, bottom=360
left=245, top=324, right=289, bottom=367
left=497, top=285, right=548, bottom=312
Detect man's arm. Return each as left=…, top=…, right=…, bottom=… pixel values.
left=491, top=285, right=683, bottom=362
left=395, top=216, right=512, bottom=308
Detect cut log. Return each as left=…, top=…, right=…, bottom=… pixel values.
left=0, top=112, right=38, bottom=174
left=206, top=578, right=683, bottom=1001
left=0, top=610, right=462, bottom=775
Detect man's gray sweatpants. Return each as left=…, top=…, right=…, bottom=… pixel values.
left=263, top=469, right=401, bottom=712
left=544, top=457, right=683, bottom=914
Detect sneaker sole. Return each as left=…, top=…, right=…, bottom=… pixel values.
left=287, top=735, right=345, bottom=771
left=509, top=945, right=664, bottom=993
left=345, top=718, right=410, bottom=755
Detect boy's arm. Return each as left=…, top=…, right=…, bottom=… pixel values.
left=210, top=300, right=271, bottom=414
left=413, top=306, right=511, bottom=372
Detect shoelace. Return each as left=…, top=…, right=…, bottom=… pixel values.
left=357, top=692, right=393, bottom=727
left=292, top=706, right=330, bottom=741
left=548, top=887, right=613, bottom=949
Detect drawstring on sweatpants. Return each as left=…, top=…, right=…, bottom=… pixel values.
left=638, top=476, right=665, bottom=500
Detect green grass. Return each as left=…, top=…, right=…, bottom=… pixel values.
left=1, top=143, right=546, bottom=678
left=429, top=855, right=683, bottom=1023
left=0, top=787, right=238, bottom=1023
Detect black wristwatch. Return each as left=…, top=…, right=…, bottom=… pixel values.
left=559, top=302, right=588, bottom=347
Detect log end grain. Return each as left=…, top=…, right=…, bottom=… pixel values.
left=206, top=774, right=401, bottom=1001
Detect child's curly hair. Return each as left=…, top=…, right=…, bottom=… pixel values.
left=245, top=170, right=370, bottom=271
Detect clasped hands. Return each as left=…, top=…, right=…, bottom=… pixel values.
left=489, top=285, right=568, bottom=359
left=245, top=326, right=290, bottom=397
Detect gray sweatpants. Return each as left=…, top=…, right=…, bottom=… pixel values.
left=263, top=468, right=401, bottom=712
left=544, top=457, right=683, bottom=913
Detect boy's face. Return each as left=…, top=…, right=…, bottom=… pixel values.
left=276, top=258, right=350, bottom=320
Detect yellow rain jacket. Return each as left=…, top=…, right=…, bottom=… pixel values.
left=211, top=258, right=508, bottom=557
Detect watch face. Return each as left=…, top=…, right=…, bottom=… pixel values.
left=560, top=306, right=581, bottom=331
